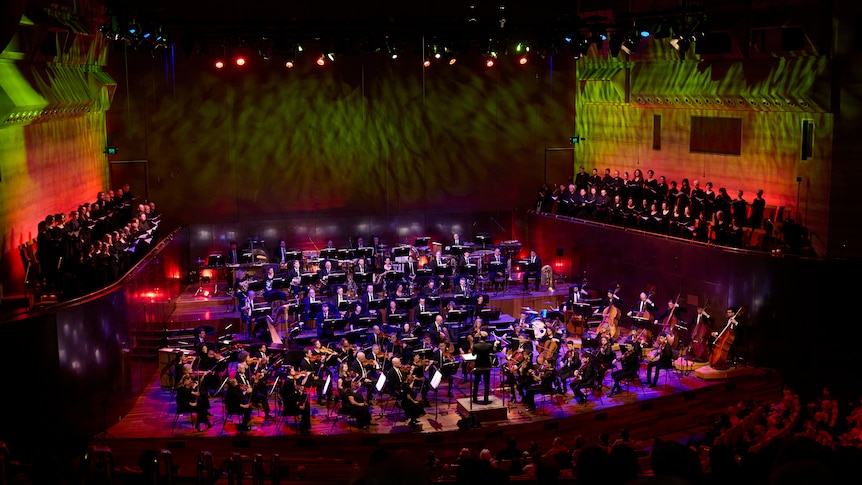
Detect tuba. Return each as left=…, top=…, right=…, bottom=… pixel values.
left=541, top=265, right=555, bottom=291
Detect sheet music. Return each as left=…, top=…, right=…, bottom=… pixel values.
left=430, top=370, right=442, bottom=390
left=375, top=373, right=387, bottom=392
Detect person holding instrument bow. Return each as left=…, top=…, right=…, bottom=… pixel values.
left=710, top=308, right=743, bottom=369
left=608, top=341, right=642, bottom=396
left=570, top=352, right=598, bottom=405
left=432, top=340, right=456, bottom=398
left=654, top=298, right=684, bottom=349
left=225, top=378, right=253, bottom=431
left=279, top=365, right=312, bottom=435
left=341, top=377, right=374, bottom=429
left=523, top=352, right=556, bottom=412
left=628, top=291, right=655, bottom=321
left=688, top=305, right=715, bottom=362
left=646, top=333, right=674, bottom=387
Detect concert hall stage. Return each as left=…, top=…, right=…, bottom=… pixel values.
left=98, top=284, right=783, bottom=481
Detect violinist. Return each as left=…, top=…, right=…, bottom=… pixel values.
left=569, top=352, right=597, bottom=404
left=646, top=333, right=674, bottom=387
left=387, top=332, right=407, bottom=360
left=335, top=338, right=356, bottom=366
left=279, top=365, right=311, bottom=435
left=460, top=333, right=475, bottom=381
left=431, top=340, right=456, bottom=398
left=367, top=325, right=389, bottom=348
left=341, top=377, right=373, bottom=429
left=311, top=338, right=337, bottom=369
left=195, top=344, right=223, bottom=395
left=350, top=351, right=378, bottom=404
left=248, top=343, right=269, bottom=374
left=369, top=343, right=389, bottom=370
left=225, top=378, right=253, bottom=431
left=523, top=352, right=556, bottom=412
left=299, top=347, right=332, bottom=405
left=398, top=371, right=426, bottom=427
left=608, top=341, right=642, bottom=396
left=594, top=334, right=616, bottom=388
left=235, top=362, right=253, bottom=395
left=556, top=340, right=581, bottom=394
left=250, top=370, right=274, bottom=420
left=410, top=353, right=433, bottom=407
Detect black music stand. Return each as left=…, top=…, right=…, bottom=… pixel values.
left=300, top=273, right=320, bottom=288
left=475, top=234, right=492, bottom=249
left=358, top=316, right=377, bottom=329
left=353, top=272, right=372, bottom=286
left=447, top=308, right=468, bottom=324
left=480, top=307, right=501, bottom=323
left=413, top=237, right=430, bottom=247
left=320, top=248, right=338, bottom=260
left=355, top=247, right=374, bottom=260
left=387, top=313, right=406, bottom=329
left=426, top=296, right=441, bottom=309
left=392, top=246, right=411, bottom=258
left=417, top=311, right=435, bottom=326
left=395, top=297, right=414, bottom=310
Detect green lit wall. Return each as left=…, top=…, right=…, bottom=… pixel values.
left=108, top=51, right=577, bottom=225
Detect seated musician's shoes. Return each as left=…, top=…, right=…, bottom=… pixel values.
left=408, top=419, right=420, bottom=426
left=577, top=398, right=587, bottom=405
left=264, top=414, right=274, bottom=421
left=646, top=382, right=656, bottom=388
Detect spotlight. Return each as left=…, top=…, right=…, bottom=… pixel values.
left=285, top=59, right=295, bottom=69
left=215, top=60, right=225, bottom=69
left=518, top=55, right=528, bottom=65
left=485, top=57, right=495, bottom=67
left=316, top=55, right=326, bottom=66
left=327, top=52, right=336, bottom=61
left=669, top=37, right=691, bottom=59
left=621, top=36, right=640, bottom=55
left=235, top=57, right=246, bottom=66
left=423, top=58, right=431, bottom=67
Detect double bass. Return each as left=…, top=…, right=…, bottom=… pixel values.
left=687, top=301, right=712, bottom=362
left=598, top=301, right=620, bottom=340
left=659, top=294, right=681, bottom=349
left=709, top=307, right=745, bottom=368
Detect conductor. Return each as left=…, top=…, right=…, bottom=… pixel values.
left=471, top=331, right=496, bottom=404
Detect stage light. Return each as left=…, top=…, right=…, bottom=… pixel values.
left=235, top=57, right=246, bottom=66
left=285, top=59, right=294, bottom=68
left=621, top=36, right=640, bottom=55
left=448, top=56, right=457, bottom=65
left=485, top=57, right=495, bottom=67
left=518, top=55, right=528, bottom=65
left=317, top=55, right=326, bottom=66
left=215, top=60, right=225, bottom=69
left=423, top=58, right=431, bottom=67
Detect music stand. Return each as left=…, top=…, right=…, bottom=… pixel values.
left=392, top=245, right=411, bottom=258
left=358, top=316, right=377, bottom=329
left=480, top=307, right=501, bottom=323
left=354, top=272, right=372, bottom=286
left=355, top=247, right=374, bottom=260
left=430, top=369, right=446, bottom=417
left=427, top=296, right=441, bottom=308
left=387, top=313, right=406, bottom=328
left=413, top=237, right=430, bottom=247
left=375, top=374, right=388, bottom=418
left=417, top=311, right=435, bottom=326
left=300, top=273, right=320, bottom=287
left=475, top=234, right=492, bottom=248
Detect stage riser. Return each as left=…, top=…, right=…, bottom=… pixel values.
left=90, top=369, right=781, bottom=479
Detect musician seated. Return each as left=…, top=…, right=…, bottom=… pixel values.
left=431, top=341, right=457, bottom=397
left=523, top=353, right=556, bottom=411
left=298, top=347, right=332, bottom=405
left=429, top=250, right=450, bottom=291
left=454, top=276, right=472, bottom=300
left=341, top=377, right=373, bottom=429
left=286, top=259, right=303, bottom=295
left=301, top=287, right=322, bottom=322
left=224, top=378, right=253, bottom=431
left=317, top=259, right=336, bottom=294
left=249, top=371, right=273, bottom=420
left=350, top=351, right=380, bottom=403
left=522, top=249, right=542, bottom=292
left=314, top=302, right=339, bottom=341
left=487, top=248, right=507, bottom=289
left=241, top=290, right=270, bottom=338
left=262, top=266, right=287, bottom=303
left=609, top=341, right=642, bottom=396
left=279, top=365, right=312, bottom=434
left=569, top=353, right=597, bottom=405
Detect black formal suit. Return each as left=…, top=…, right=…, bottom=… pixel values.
left=429, top=257, right=450, bottom=290
left=273, top=246, right=290, bottom=265
left=471, top=339, right=495, bottom=403
left=226, top=248, right=242, bottom=265
left=488, top=254, right=507, bottom=286
left=610, top=342, right=642, bottom=394
left=350, top=359, right=377, bottom=402
left=522, top=255, right=542, bottom=291
left=646, top=342, right=674, bottom=386
left=570, top=357, right=598, bottom=403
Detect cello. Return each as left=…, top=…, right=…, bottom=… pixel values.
left=709, top=307, right=745, bottom=368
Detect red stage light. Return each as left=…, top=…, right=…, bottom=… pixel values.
left=485, top=58, right=495, bottom=68
left=235, top=57, right=246, bottom=66
left=285, top=60, right=295, bottom=69
left=423, top=59, right=431, bottom=67
left=519, top=56, right=528, bottom=65
left=215, top=60, right=224, bottom=69
left=316, top=56, right=326, bottom=66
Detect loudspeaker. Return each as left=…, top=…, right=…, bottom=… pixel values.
left=801, top=120, right=814, bottom=160
left=457, top=415, right=480, bottom=430
left=556, top=248, right=564, bottom=257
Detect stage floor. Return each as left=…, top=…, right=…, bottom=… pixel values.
left=98, top=282, right=783, bottom=480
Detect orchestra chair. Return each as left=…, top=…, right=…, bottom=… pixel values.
left=171, top=403, right=196, bottom=434
left=331, top=401, right=358, bottom=431
left=535, top=389, right=566, bottom=415
left=619, top=375, right=647, bottom=396
left=274, top=395, right=302, bottom=435
left=220, top=399, right=248, bottom=433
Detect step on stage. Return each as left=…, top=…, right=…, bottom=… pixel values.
left=457, top=396, right=508, bottom=422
